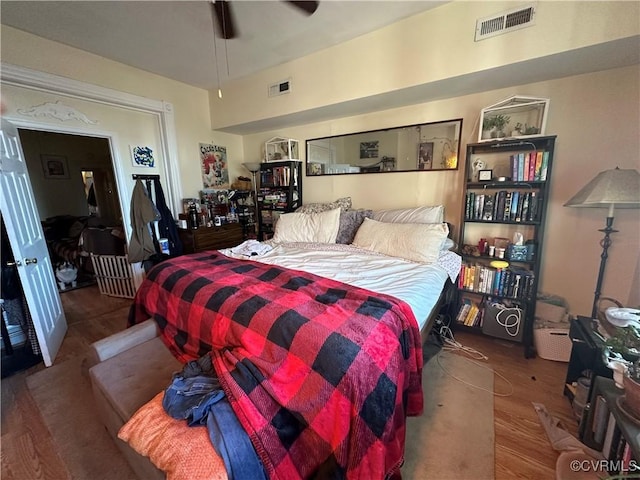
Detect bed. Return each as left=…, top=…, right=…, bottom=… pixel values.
left=124, top=202, right=461, bottom=480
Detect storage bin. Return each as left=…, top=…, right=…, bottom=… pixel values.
left=90, top=254, right=136, bottom=299
left=534, top=327, right=571, bottom=362
left=481, top=303, right=524, bottom=342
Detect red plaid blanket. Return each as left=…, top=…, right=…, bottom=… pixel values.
left=129, top=252, right=423, bottom=479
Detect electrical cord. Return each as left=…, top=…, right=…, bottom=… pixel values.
left=435, top=324, right=514, bottom=397
left=494, top=304, right=523, bottom=338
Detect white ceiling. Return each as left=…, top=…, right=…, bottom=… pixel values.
left=0, top=1, right=446, bottom=90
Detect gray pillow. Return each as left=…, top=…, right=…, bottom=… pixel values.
left=336, top=209, right=373, bottom=244
left=295, top=197, right=352, bottom=214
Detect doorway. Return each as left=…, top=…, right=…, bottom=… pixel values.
left=17, top=129, right=124, bottom=292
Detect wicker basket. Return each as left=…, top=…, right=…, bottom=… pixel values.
left=231, top=179, right=252, bottom=191
left=533, top=327, right=571, bottom=362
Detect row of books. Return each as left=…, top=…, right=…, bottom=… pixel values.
left=509, top=150, right=549, bottom=182
left=465, top=190, right=539, bottom=222
left=591, top=394, right=637, bottom=474
left=455, top=299, right=484, bottom=327
left=260, top=166, right=298, bottom=187
left=459, top=262, right=535, bottom=300
left=259, top=191, right=289, bottom=209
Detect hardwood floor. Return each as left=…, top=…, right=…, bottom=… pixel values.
left=1, top=285, right=132, bottom=480
left=1, top=285, right=577, bottom=479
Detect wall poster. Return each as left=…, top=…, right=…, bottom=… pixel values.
left=200, top=143, right=229, bottom=189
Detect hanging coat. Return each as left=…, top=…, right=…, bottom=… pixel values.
left=153, top=179, right=183, bottom=257
left=127, top=179, right=158, bottom=264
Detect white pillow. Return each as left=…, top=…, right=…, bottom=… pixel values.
left=272, top=207, right=341, bottom=244
left=352, top=218, right=449, bottom=264
left=373, top=205, right=444, bottom=224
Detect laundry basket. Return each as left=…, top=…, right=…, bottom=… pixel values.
left=90, top=254, right=136, bottom=299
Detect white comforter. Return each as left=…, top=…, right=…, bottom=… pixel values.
left=220, top=241, right=460, bottom=331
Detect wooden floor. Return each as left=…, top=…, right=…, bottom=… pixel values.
left=1, top=284, right=577, bottom=479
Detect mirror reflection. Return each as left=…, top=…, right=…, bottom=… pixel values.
left=306, top=118, right=462, bottom=176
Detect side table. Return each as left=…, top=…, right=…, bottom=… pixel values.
left=564, top=316, right=612, bottom=403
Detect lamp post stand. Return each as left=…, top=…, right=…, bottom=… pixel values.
left=591, top=216, right=618, bottom=319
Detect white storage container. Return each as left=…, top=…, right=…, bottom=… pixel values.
left=534, top=327, right=571, bottom=362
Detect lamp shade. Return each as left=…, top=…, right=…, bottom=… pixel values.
left=243, top=162, right=261, bottom=173
left=564, top=167, right=640, bottom=210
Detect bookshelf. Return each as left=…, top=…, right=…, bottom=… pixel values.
left=455, top=136, right=556, bottom=358
left=257, top=160, right=303, bottom=240
left=580, top=376, right=639, bottom=475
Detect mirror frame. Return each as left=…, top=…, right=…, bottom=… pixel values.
left=305, top=118, right=463, bottom=176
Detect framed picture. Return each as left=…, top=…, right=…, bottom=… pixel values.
left=418, top=142, right=434, bottom=170
left=130, top=145, right=155, bottom=168
left=41, top=154, right=69, bottom=179
left=479, top=169, right=493, bottom=182
left=359, top=141, right=379, bottom=159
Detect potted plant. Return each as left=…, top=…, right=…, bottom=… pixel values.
left=491, top=114, right=510, bottom=138
left=604, top=323, right=640, bottom=388
left=482, top=117, right=495, bottom=139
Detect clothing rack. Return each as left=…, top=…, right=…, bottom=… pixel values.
left=131, top=174, right=161, bottom=247
left=132, top=174, right=160, bottom=196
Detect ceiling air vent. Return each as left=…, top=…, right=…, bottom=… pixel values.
left=268, top=79, right=291, bottom=97
left=475, top=4, right=536, bottom=41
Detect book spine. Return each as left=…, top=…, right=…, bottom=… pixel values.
left=528, top=152, right=536, bottom=182
left=534, top=151, right=543, bottom=181
left=517, top=153, right=525, bottom=181
left=540, top=151, right=549, bottom=181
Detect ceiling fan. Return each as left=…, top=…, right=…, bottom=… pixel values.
left=211, top=1, right=320, bottom=39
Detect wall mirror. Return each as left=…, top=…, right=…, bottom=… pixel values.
left=305, top=118, right=463, bottom=176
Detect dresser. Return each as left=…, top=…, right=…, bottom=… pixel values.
left=178, top=223, right=244, bottom=253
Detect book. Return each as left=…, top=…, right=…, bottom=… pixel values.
left=540, top=151, right=550, bottom=181
left=523, top=153, right=530, bottom=182
left=510, top=154, right=518, bottom=182
left=510, top=191, right=520, bottom=221
left=528, top=152, right=536, bottom=181
left=592, top=395, right=608, bottom=445
left=456, top=302, right=472, bottom=324
left=503, top=192, right=512, bottom=221
left=517, top=153, right=525, bottom=181
left=482, top=195, right=494, bottom=220
left=534, top=151, right=543, bottom=180
left=528, top=191, right=539, bottom=221
left=495, top=190, right=507, bottom=220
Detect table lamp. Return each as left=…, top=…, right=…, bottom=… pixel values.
left=564, top=167, right=640, bottom=318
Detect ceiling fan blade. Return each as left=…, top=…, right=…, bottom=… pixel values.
left=212, top=0, right=236, bottom=39
left=286, top=1, right=319, bottom=15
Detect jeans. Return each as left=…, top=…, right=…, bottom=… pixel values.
left=163, top=361, right=267, bottom=480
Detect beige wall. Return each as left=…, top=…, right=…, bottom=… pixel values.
left=2, top=11, right=639, bottom=317
left=209, top=1, right=639, bottom=130
left=0, top=25, right=245, bottom=201
left=241, top=65, right=640, bottom=317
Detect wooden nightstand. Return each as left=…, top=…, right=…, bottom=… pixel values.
left=178, top=223, right=243, bottom=253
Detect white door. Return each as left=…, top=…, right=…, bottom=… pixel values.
left=0, top=119, right=67, bottom=366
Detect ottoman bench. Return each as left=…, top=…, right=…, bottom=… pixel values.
left=87, top=319, right=181, bottom=480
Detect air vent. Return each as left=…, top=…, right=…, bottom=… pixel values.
left=268, top=79, right=291, bottom=97
left=475, top=4, right=536, bottom=41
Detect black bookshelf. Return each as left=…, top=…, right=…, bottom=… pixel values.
left=455, top=136, right=556, bottom=358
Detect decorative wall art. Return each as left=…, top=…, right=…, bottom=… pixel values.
left=41, top=154, right=69, bottom=179
left=418, top=142, right=434, bottom=170
left=359, top=141, right=379, bottom=159
left=200, top=143, right=230, bottom=189
left=130, top=145, right=155, bottom=168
